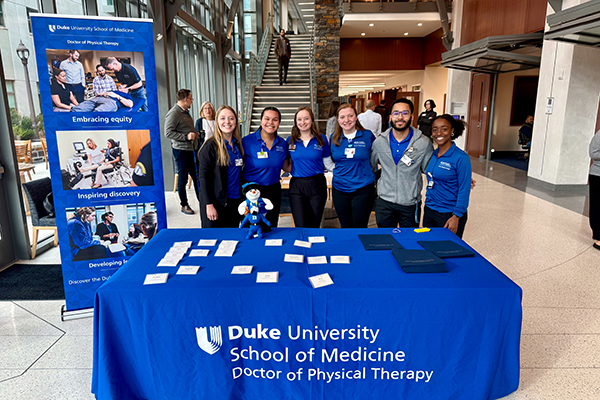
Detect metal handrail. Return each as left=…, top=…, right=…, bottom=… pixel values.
left=308, top=21, right=318, bottom=120
left=241, top=14, right=273, bottom=137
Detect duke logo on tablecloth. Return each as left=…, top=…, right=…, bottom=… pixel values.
left=196, top=326, right=223, bottom=355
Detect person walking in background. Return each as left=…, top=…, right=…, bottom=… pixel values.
left=326, top=100, right=341, bottom=139
left=242, top=107, right=288, bottom=229
left=198, top=105, right=245, bottom=228
left=59, top=50, right=86, bottom=103
left=286, top=106, right=334, bottom=228
left=92, top=64, right=117, bottom=96
left=96, top=212, right=119, bottom=244
left=424, top=114, right=472, bottom=238
left=330, top=103, right=376, bottom=228
left=105, top=57, right=148, bottom=111
left=275, top=29, right=291, bottom=85
left=371, top=98, right=433, bottom=228
left=195, top=101, right=216, bottom=149
left=417, top=99, right=437, bottom=138
left=358, top=99, right=382, bottom=138
left=165, top=89, right=200, bottom=215
left=589, top=131, right=600, bottom=250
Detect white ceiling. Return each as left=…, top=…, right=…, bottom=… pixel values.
left=341, top=12, right=446, bottom=38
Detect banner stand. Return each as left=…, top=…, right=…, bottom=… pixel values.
left=61, top=305, right=94, bottom=321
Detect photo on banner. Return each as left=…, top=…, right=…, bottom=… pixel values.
left=32, top=14, right=166, bottom=312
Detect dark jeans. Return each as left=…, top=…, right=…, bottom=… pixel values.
left=278, top=56, right=290, bottom=83
left=173, top=148, right=200, bottom=207
left=590, top=174, right=600, bottom=240
left=375, top=197, right=420, bottom=228
left=289, top=174, right=327, bottom=228
left=332, top=183, right=375, bottom=228
left=73, top=244, right=107, bottom=261
left=200, top=198, right=243, bottom=228
left=68, top=83, right=85, bottom=104
left=423, top=205, right=468, bottom=239
left=130, top=87, right=148, bottom=112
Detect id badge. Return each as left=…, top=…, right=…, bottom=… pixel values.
left=345, top=148, right=356, bottom=158
left=289, top=144, right=296, bottom=151
left=257, top=151, right=269, bottom=159
left=427, top=180, right=434, bottom=189
left=401, top=154, right=413, bottom=166
left=235, top=158, right=243, bottom=167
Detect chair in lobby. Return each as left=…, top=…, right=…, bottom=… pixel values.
left=15, top=140, right=35, bottom=180
left=22, top=177, right=58, bottom=258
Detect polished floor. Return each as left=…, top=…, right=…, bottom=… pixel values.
left=1, top=159, right=598, bottom=399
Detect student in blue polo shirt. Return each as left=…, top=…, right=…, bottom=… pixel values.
left=198, top=105, right=244, bottom=228
left=242, top=107, right=288, bottom=228
left=330, top=103, right=376, bottom=228
left=286, top=106, right=335, bottom=228
left=424, top=114, right=472, bottom=238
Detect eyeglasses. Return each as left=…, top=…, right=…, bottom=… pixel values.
left=391, top=111, right=411, bottom=118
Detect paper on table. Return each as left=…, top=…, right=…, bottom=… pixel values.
left=108, top=243, right=126, bottom=253
left=144, top=273, right=169, bottom=285
left=265, top=239, right=283, bottom=246
left=176, top=266, right=200, bottom=275
left=330, top=256, right=350, bottom=264
left=198, top=239, right=218, bottom=246
left=157, top=258, right=180, bottom=267
left=189, top=249, right=209, bottom=257
left=294, top=240, right=312, bottom=248
left=308, top=236, right=326, bottom=243
left=309, top=273, right=334, bottom=288
left=307, top=256, right=328, bottom=264
left=256, top=271, right=279, bottom=283
left=215, top=240, right=238, bottom=257
left=284, top=254, right=304, bottom=263
left=231, top=265, right=253, bottom=274
left=173, top=241, right=193, bottom=248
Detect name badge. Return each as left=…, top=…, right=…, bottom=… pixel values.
left=257, top=151, right=269, bottom=159
left=235, top=158, right=243, bottom=167
left=345, top=148, right=356, bottom=158
left=289, top=144, right=296, bottom=151
left=401, top=154, right=413, bottom=166
left=427, top=180, right=434, bottom=189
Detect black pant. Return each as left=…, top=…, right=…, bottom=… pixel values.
left=256, top=182, right=282, bottom=228
left=73, top=244, right=107, bottom=261
left=289, top=174, right=327, bottom=228
left=590, top=174, right=600, bottom=240
left=200, top=198, right=243, bottom=228
left=173, top=148, right=200, bottom=207
left=278, top=56, right=289, bottom=83
left=423, top=205, right=468, bottom=239
left=68, top=83, right=85, bottom=103
left=375, top=197, right=420, bottom=228
left=332, top=183, right=375, bottom=228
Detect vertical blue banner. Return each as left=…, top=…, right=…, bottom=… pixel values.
left=31, top=14, right=167, bottom=311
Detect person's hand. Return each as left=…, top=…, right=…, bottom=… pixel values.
left=187, top=132, right=197, bottom=141
left=444, top=215, right=459, bottom=234
left=428, top=116, right=433, bottom=119
left=207, top=204, right=218, bottom=221
left=471, top=178, right=476, bottom=189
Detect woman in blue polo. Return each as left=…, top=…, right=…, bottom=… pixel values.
left=424, top=114, right=472, bottom=238
left=330, top=103, right=376, bottom=228
left=242, top=107, right=288, bottom=228
left=286, top=106, right=334, bottom=227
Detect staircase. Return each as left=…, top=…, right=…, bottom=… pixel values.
left=249, top=34, right=312, bottom=138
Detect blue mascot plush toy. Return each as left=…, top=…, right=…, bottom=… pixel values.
left=239, top=182, right=273, bottom=239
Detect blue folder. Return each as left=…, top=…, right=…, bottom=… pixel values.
left=418, top=240, right=475, bottom=258
left=392, top=248, right=448, bottom=273
left=358, top=234, right=403, bottom=251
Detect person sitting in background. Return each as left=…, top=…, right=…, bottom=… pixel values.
left=51, top=68, right=78, bottom=111
left=93, top=64, right=117, bottom=96
left=67, top=207, right=107, bottom=261
left=140, top=211, right=158, bottom=240
left=124, top=223, right=147, bottom=256
left=519, top=115, right=534, bottom=149
left=71, top=90, right=133, bottom=112
left=96, top=212, right=119, bottom=244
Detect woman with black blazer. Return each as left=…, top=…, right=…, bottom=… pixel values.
left=198, top=105, right=245, bottom=228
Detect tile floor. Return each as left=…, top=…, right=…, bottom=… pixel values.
left=1, top=159, right=599, bottom=399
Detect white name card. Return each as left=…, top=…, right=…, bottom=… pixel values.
left=231, top=265, right=253, bottom=274
left=307, top=256, right=328, bottom=264
left=330, top=256, right=350, bottom=264
left=284, top=254, right=304, bottom=263
left=308, top=236, right=326, bottom=243
left=198, top=239, right=217, bottom=246
left=309, top=273, right=334, bottom=289
left=294, top=240, right=312, bottom=248
left=265, top=239, right=283, bottom=246
left=144, top=273, right=169, bottom=285
left=176, top=266, right=200, bottom=275
left=256, top=271, right=279, bottom=283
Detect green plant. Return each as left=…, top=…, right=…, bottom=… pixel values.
left=18, top=116, right=35, bottom=140
left=36, top=113, right=44, bottom=134
left=9, top=108, right=21, bottom=128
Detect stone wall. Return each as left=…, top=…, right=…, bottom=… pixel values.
left=314, top=0, right=341, bottom=133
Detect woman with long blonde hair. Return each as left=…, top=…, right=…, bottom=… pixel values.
left=195, top=101, right=216, bottom=147
left=198, top=105, right=245, bottom=228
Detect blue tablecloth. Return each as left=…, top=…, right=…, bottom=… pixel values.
left=92, top=228, right=522, bottom=400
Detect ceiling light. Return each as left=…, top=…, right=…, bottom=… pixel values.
left=418, top=23, right=423, bottom=26
left=369, top=23, right=374, bottom=27
left=404, top=32, right=409, bottom=36
left=361, top=33, right=366, bottom=36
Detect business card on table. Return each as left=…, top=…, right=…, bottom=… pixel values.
left=176, top=265, right=200, bottom=275
left=309, top=273, right=334, bottom=289
left=157, top=258, right=180, bottom=267
left=265, top=239, right=283, bottom=246
left=173, top=241, right=193, bottom=248
left=198, top=239, right=218, bottom=246
left=231, top=265, right=253, bottom=274
left=166, top=249, right=187, bottom=257
left=330, top=256, right=350, bottom=264
left=215, top=240, right=238, bottom=257
left=256, top=271, right=279, bottom=283
left=294, top=240, right=312, bottom=248
left=308, top=236, right=326, bottom=243
left=190, top=249, right=210, bottom=257
left=144, top=273, right=169, bottom=285
left=284, top=254, right=304, bottom=263
left=307, top=256, right=328, bottom=264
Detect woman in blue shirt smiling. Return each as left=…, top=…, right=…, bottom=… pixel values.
left=424, top=114, right=472, bottom=238
left=286, top=106, right=335, bottom=227
left=330, top=103, right=376, bottom=228
left=242, top=107, right=288, bottom=228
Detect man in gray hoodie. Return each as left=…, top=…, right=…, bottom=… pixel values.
left=370, top=98, right=433, bottom=228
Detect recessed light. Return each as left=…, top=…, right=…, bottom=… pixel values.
left=404, top=32, right=409, bottom=36
left=418, top=23, right=423, bottom=26
left=369, top=23, right=374, bottom=27
left=361, top=33, right=366, bottom=36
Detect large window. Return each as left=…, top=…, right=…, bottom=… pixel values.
left=26, top=7, right=38, bottom=33
left=244, top=0, right=258, bottom=57
left=6, top=81, right=15, bottom=110
left=0, top=1, right=5, bottom=26
left=56, top=0, right=84, bottom=16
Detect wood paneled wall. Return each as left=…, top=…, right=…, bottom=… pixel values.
left=460, top=0, right=547, bottom=46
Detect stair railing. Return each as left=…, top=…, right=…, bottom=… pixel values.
left=241, top=14, right=274, bottom=137
left=308, top=22, right=318, bottom=120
